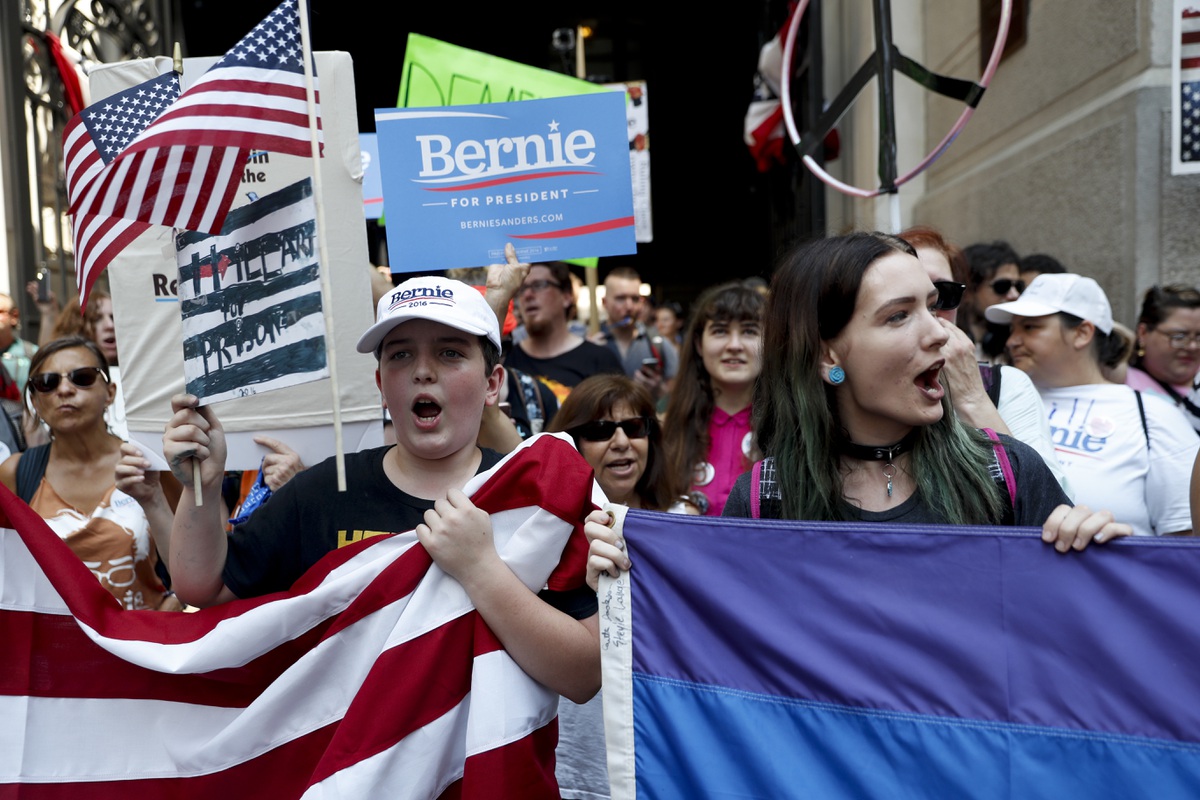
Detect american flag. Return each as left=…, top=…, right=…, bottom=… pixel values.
left=69, top=0, right=322, bottom=238
left=62, top=71, right=180, bottom=305
left=1179, top=7, right=1200, bottom=163
left=0, top=434, right=598, bottom=798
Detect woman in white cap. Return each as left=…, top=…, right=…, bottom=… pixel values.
left=988, top=274, right=1199, bottom=536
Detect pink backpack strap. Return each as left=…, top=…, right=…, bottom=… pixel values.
left=750, top=460, right=763, bottom=519
left=983, top=428, right=1017, bottom=508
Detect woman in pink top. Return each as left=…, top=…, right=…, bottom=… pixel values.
left=662, top=283, right=765, bottom=516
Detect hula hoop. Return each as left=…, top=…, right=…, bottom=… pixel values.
left=780, top=0, right=1012, bottom=198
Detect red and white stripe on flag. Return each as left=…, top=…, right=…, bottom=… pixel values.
left=67, top=211, right=150, bottom=306
left=1182, top=8, right=1200, bottom=81
left=0, top=433, right=598, bottom=798
left=61, top=72, right=179, bottom=304
left=68, top=0, right=322, bottom=236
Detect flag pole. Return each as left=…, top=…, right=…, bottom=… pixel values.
left=297, top=0, right=346, bottom=491
left=175, top=39, right=207, bottom=504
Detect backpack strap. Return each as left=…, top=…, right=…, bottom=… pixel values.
left=982, top=428, right=1016, bottom=509
left=1147, top=372, right=1200, bottom=421
left=0, top=398, right=26, bottom=454
left=979, top=364, right=1002, bottom=408
left=16, top=443, right=51, bottom=503
left=510, top=368, right=546, bottom=435
left=750, top=460, right=763, bottom=519
left=1133, top=389, right=1150, bottom=450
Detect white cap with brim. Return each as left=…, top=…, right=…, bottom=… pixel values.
left=985, top=273, right=1114, bottom=334
left=356, top=276, right=502, bottom=355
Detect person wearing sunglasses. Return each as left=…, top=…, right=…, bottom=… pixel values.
left=988, top=274, right=1199, bottom=537
left=962, top=240, right=1024, bottom=363
left=900, top=227, right=1071, bottom=496
left=548, top=374, right=681, bottom=512
left=0, top=337, right=177, bottom=610
left=1126, top=284, right=1200, bottom=434
left=546, top=373, right=687, bottom=800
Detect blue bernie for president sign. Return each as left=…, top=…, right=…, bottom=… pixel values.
left=374, top=92, right=635, bottom=272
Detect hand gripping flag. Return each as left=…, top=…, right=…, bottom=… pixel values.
left=69, top=0, right=323, bottom=238
left=62, top=70, right=181, bottom=306
left=0, top=433, right=596, bottom=798
left=600, top=510, right=1200, bottom=800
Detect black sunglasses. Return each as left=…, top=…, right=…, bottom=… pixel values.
left=28, top=366, right=108, bottom=394
left=990, top=278, right=1026, bottom=295
left=568, top=417, right=652, bottom=442
left=932, top=281, right=966, bottom=311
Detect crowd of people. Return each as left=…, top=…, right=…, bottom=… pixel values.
left=3, top=228, right=1198, bottom=797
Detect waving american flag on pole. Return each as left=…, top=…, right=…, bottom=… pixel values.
left=0, top=434, right=597, bottom=798
left=68, top=0, right=323, bottom=241
left=62, top=71, right=180, bottom=305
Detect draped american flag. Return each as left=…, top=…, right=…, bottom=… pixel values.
left=68, top=0, right=322, bottom=241
left=0, top=434, right=598, bottom=798
left=1179, top=6, right=1200, bottom=164
left=62, top=71, right=179, bottom=305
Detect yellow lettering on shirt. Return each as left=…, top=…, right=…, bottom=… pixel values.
left=337, top=530, right=395, bottom=548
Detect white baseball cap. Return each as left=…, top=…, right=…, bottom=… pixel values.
left=985, top=273, right=1114, bottom=334
left=356, top=276, right=502, bottom=354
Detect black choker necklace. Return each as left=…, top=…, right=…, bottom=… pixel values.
left=836, top=429, right=919, bottom=497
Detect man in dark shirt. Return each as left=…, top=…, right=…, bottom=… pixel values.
left=503, top=261, right=623, bottom=402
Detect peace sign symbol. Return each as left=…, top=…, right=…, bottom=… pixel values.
left=781, top=0, right=1014, bottom=198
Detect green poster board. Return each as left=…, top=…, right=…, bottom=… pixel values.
left=398, top=33, right=606, bottom=107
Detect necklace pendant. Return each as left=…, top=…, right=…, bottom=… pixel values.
left=882, top=462, right=897, bottom=498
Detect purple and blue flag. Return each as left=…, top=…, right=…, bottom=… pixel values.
left=600, top=510, right=1200, bottom=799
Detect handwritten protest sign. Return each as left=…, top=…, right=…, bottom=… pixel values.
left=398, top=33, right=603, bottom=108
left=176, top=178, right=328, bottom=404
left=375, top=93, right=635, bottom=272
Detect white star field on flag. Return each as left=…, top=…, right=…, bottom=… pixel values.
left=80, top=73, right=180, bottom=161
left=228, top=2, right=305, bottom=72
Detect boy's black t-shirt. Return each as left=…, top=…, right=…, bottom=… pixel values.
left=221, top=446, right=596, bottom=619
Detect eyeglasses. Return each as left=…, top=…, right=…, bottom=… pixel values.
left=518, top=279, right=562, bottom=295
left=568, top=417, right=652, bottom=442
left=990, top=278, right=1026, bottom=295
left=28, top=366, right=108, bottom=394
left=932, top=281, right=966, bottom=311
left=1153, top=328, right=1200, bottom=349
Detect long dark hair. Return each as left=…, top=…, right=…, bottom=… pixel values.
left=756, top=232, right=1004, bottom=523
left=547, top=374, right=677, bottom=510
left=662, top=282, right=764, bottom=495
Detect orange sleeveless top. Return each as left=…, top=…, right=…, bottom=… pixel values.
left=30, top=479, right=165, bottom=610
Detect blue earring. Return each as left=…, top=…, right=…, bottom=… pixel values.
left=828, top=366, right=845, bottom=385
